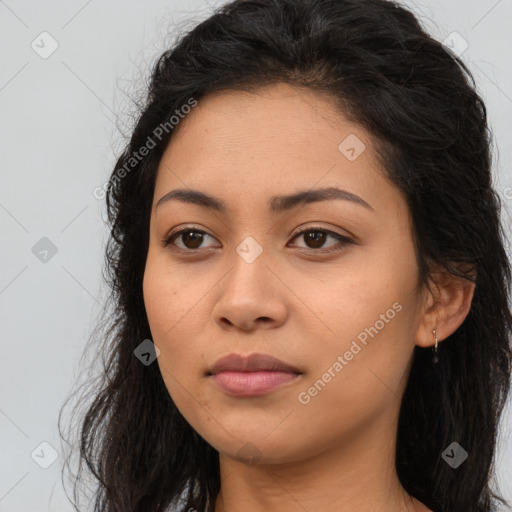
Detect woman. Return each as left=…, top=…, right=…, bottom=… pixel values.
left=60, top=0, right=512, bottom=511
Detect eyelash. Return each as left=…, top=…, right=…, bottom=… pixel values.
left=162, top=225, right=354, bottom=255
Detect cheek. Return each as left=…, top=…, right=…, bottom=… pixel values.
left=288, top=272, right=418, bottom=457
left=307, top=240, right=420, bottom=387
left=142, top=257, right=205, bottom=343
left=308, top=249, right=413, bottom=340
left=143, top=268, right=176, bottom=348
left=142, top=261, right=209, bottom=400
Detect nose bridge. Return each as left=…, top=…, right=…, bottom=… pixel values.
left=225, top=233, right=270, bottom=296
left=220, top=200, right=286, bottom=282
left=213, top=231, right=288, bottom=330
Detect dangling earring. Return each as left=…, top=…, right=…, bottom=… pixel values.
left=432, top=329, right=439, bottom=364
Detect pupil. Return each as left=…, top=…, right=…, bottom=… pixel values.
left=307, top=231, right=325, bottom=248
left=184, top=231, right=203, bottom=249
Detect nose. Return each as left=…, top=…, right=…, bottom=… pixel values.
left=212, top=251, right=288, bottom=332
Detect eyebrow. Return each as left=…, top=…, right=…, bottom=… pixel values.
left=154, top=186, right=374, bottom=214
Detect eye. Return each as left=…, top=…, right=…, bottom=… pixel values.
left=288, top=226, right=354, bottom=254
left=162, top=225, right=354, bottom=254
left=163, top=228, right=219, bottom=251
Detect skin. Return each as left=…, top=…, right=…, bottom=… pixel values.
left=142, top=82, right=475, bottom=512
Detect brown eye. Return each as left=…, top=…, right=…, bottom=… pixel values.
left=289, top=227, right=353, bottom=253
left=164, top=229, right=217, bottom=250
left=302, top=230, right=327, bottom=249
left=163, top=225, right=353, bottom=255
left=179, top=231, right=205, bottom=249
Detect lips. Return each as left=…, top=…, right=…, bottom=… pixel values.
left=208, top=352, right=302, bottom=375
left=207, top=353, right=303, bottom=397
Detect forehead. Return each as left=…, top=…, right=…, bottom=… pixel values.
left=166, top=83, right=360, bottom=161
left=152, top=83, right=405, bottom=221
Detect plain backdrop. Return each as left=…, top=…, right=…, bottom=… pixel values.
left=1, top=0, right=511, bottom=510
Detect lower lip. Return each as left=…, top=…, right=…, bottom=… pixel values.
left=211, top=370, right=301, bottom=396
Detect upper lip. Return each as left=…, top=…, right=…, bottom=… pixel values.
left=208, top=353, right=302, bottom=375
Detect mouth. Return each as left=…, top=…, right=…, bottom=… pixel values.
left=207, top=352, right=302, bottom=375
left=207, top=353, right=303, bottom=397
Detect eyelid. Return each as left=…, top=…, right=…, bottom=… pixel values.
left=163, top=224, right=219, bottom=248
left=165, top=223, right=210, bottom=239
left=163, top=224, right=355, bottom=252
left=165, top=223, right=352, bottom=240
left=291, top=223, right=354, bottom=241
left=288, top=225, right=354, bottom=252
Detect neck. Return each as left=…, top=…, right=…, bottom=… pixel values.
left=212, top=409, right=430, bottom=512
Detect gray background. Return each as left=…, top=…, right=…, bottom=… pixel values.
left=1, top=0, right=511, bottom=510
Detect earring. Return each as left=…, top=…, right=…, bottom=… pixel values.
left=432, top=329, right=439, bottom=364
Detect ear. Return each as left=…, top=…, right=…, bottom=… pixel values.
left=414, top=265, right=476, bottom=348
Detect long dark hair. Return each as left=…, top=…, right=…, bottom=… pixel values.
left=59, top=0, right=512, bottom=511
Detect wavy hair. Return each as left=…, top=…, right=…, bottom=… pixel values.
left=59, top=0, right=512, bottom=511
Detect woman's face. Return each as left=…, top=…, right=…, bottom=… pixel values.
left=143, top=82, right=428, bottom=464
